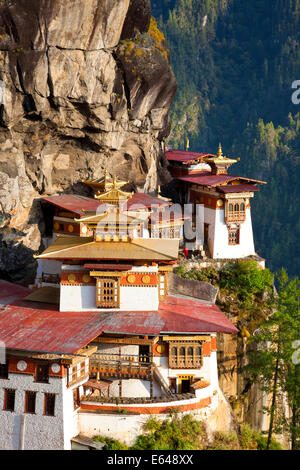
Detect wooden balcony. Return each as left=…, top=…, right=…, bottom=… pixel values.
left=225, top=211, right=246, bottom=223
left=89, top=353, right=152, bottom=380
left=169, top=355, right=202, bottom=369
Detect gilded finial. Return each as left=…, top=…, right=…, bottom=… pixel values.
left=217, top=143, right=223, bottom=158
left=186, top=137, right=190, bottom=151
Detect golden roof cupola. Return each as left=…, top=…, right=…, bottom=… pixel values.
left=204, top=143, right=237, bottom=175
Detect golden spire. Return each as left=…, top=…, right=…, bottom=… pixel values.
left=217, top=143, right=223, bottom=158
left=186, top=137, right=190, bottom=151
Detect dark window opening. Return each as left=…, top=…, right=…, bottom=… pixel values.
left=25, top=391, right=36, bottom=414
left=4, top=389, right=15, bottom=411
left=181, top=379, right=191, bottom=393
left=0, top=361, right=8, bottom=379
left=139, top=345, right=150, bottom=363
left=44, top=393, right=55, bottom=416
left=36, top=364, right=49, bottom=383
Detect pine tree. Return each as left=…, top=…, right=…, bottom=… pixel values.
left=246, top=269, right=300, bottom=449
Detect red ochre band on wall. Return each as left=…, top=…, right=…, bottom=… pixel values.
left=80, top=397, right=212, bottom=415
left=60, top=272, right=158, bottom=286
left=8, top=358, right=65, bottom=378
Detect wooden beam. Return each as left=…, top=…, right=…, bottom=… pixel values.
left=92, top=336, right=154, bottom=346
left=90, top=271, right=126, bottom=277
left=163, top=335, right=211, bottom=342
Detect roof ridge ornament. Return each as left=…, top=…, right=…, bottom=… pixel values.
left=217, top=143, right=223, bottom=158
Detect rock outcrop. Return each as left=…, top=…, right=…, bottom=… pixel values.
left=0, top=0, right=177, bottom=284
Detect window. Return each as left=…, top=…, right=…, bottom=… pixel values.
left=25, top=391, right=36, bottom=414
left=96, top=278, right=119, bottom=308
left=228, top=227, right=240, bottom=245
left=159, top=274, right=167, bottom=300
left=0, top=361, right=8, bottom=379
left=226, top=200, right=246, bottom=222
left=44, top=393, right=55, bottom=416
left=35, top=363, right=49, bottom=383
left=169, top=344, right=202, bottom=369
left=73, top=388, right=80, bottom=410
left=4, top=389, right=15, bottom=411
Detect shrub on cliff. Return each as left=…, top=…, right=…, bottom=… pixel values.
left=218, top=259, right=274, bottom=301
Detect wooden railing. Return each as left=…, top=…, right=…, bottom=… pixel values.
left=169, top=355, right=202, bottom=369
left=225, top=211, right=246, bottom=223
left=41, top=272, right=60, bottom=284
left=89, top=353, right=152, bottom=380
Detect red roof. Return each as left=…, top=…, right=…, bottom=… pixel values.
left=126, top=193, right=171, bottom=210
left=177, top=172, right=238, bottom=186
left=42, top=195, right=106, bottom=216
left=0, top=280, right=32, bottom=306
left=83, top=264, right=133, bottom=271
left=0, top=288, right=237, bottom=354
left=166, top=150, right=215, bottom=163
left=177, top=173, right=264, bottom=187
left=219, top=184, right=260, bottom=193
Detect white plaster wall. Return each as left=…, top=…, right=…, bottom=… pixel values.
left=0, top=369, right=88, bottom=450
left=78, top=412, right=148, bottom=446
left=121, top=379, right=151, bottom=397
left=60, top=284, right=159, bottom=311
left=153, top=355, right=214, bottom=392
left=78, top=392, right=213, bottom=447
left=77, top=386, right=236, bottom=448
left=205, top=207, right=255, bottom=259
left=0, top=373, right=66, bottom=450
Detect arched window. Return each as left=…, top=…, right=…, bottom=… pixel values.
left=240, top=203, right=245, bottom=212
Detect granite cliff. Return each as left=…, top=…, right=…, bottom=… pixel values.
left=0, top=0, right=177, bottom=284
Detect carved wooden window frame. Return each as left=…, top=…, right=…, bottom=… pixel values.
left=96, top=277, right=120, bottom=308
left=3, top=388, right=15, bottom=411
left=159, top=274, right=167, bottom=300
left=228, top=227, right=240, bottom=245
left=168, top=343, right=202, bottom=369
left=24, top=390, right=37, bottom=414
left=225, top=200, right=246, bottom=223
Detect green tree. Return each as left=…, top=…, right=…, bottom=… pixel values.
left=246, top=269, right=300, bottom=449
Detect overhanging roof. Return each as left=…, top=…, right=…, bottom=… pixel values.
left=0, top=280, right=32, bottom=306
left=36, top=237, right=179, bottom=261
left=42, top=195, right=105, bottom=216
left=0, top=290, right=237, bottom=355
left=166, top=150, right=215, bottom=164
left=177, top=172, right=266, bottom=187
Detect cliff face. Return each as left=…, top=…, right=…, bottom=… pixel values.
left=0, top=0, right=177, bottom=284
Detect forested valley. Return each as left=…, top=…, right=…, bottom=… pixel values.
left=151, top=0, right=300, bottom=278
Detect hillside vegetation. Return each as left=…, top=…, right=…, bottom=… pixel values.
left=151, top=0, right=300, bottom=277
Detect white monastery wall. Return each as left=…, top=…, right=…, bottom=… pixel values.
left=60, top=284, right=159, bottom=312
left=0, top=373, right=66, bottom=450
left=204, top=207, right=255, bottom=259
